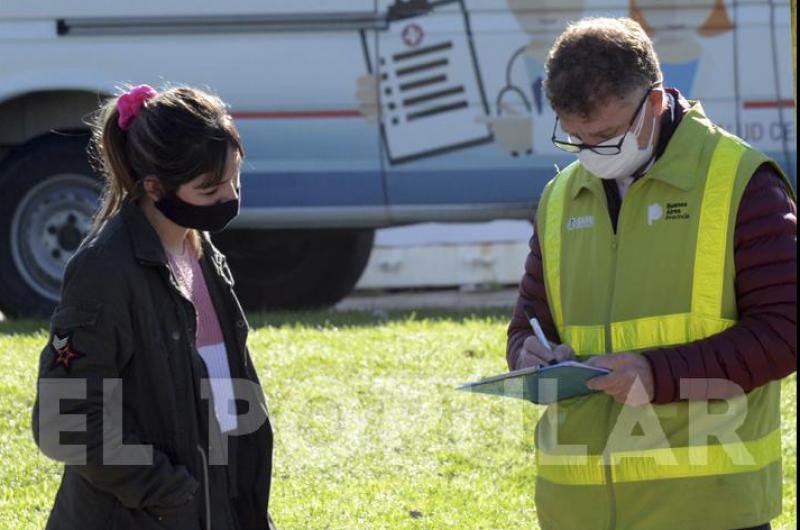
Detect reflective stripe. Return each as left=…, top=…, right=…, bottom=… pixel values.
left=692, top=137, right=745, bottom=317
left=538, top=428, right=781, bottom=486
left=536, top=452, right=605, bottom=485
left=610, top=313, right=736, bottom=352
left=543, top=174, right=572, bottom=331
left=606, top=138, right=742, bottom=351
left=562, top=325, right=606, bottom=355
left=544, top=138, right=745, bottom=353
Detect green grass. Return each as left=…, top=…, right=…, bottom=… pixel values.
left=0, top=309, right=795, bottom=529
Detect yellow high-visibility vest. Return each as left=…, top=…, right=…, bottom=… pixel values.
left=533, top=102, right=793, bottom=530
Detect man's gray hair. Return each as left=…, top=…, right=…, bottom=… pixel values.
left=544, top=17, right=662, bottom=119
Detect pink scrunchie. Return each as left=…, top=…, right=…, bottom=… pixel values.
left=117, top=85, right=158, bottom=131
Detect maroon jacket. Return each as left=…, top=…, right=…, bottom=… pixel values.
left=507, top=91, right=797, bottom=404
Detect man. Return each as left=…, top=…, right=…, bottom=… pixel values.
left=507, top=17, right=796, bottom=530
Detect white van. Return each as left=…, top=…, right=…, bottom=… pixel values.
left=0, top=0, right=794, bottom=317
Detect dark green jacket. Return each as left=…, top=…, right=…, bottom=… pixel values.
left=32, top=199, right=276, bottom=530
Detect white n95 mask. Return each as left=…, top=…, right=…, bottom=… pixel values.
left=578, top=100, right=658, bottom=180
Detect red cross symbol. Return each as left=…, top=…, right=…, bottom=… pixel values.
left=402, top=23, right=424, bottom=48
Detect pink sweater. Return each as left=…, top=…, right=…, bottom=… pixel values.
left=168, top=242, right=238, bottom=432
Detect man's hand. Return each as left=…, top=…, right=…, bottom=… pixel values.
left=515, top=336, right=575, bottom=370
left=585, top=353, right=655, bottom=406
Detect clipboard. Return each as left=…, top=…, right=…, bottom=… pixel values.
left=361, top=0, right=493, bottom=165
left=457, top=361, right=610, bottom=405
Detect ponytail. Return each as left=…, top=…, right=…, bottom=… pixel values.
left=88, top=97, right=144, bottom=235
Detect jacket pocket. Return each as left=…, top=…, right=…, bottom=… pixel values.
left=108, top=502, right=200, bottom=530
left=146, top=493, right=202, bottom=530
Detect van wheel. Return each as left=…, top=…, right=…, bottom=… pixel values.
left=0, top=134, right=101, bottom=319
left=211, top=229, right=374, bottom=311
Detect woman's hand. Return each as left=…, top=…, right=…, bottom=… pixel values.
left=515, top=336, right=576, bottom=370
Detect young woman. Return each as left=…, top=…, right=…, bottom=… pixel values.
left=32, top=85, right=276, bottom=530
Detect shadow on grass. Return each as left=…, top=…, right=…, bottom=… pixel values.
left=0, top=307, right=513, bottom=336
left=247, top=307, right=512, bottom=330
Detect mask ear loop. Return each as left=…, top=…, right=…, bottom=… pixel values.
left=632, top=94, right=650, bottom=137
left=641, top=79, right=665, bottom=138
left=645, top=88, right=664, bottom=146
left=632, top=88, right=661, bottom=149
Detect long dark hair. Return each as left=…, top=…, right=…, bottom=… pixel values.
left=89, top=85, right=244, bottom=254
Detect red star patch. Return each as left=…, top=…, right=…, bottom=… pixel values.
left=51, top=333, right=85, bottom=371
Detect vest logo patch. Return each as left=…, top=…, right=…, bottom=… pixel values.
left=647, top=202, right=691, bottom=225
left=647, top=203, right=663, bottom=225
left=665, top=202, right=691, bottom=221
left=566, top=215, right=595, bottom=231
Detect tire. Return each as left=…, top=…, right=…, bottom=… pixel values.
left=0, top=134, right=102, bottom=319
left=211, top=228, right=375, bottom=311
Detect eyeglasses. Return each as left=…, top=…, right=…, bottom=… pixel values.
left=551, top=82, right=662, bottom=155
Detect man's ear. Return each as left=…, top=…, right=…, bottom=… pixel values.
left=650, top=87, right=666, bottom=116
left=142, top=176, right=164, bottom=202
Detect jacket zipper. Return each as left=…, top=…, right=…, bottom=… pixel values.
left=603, top=419, right=617, bottom=530
left=602, top=178, right=644, bottom=529
left=605, top=234, right=617, bottom=354
left=196, top=445, right=212, bottom=530
left=604, top=231, right=619, bottom=530
left=603, top=179, right=641, bottom=530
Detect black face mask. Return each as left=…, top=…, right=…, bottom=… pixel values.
left=155, top=194, right=240, bottom=232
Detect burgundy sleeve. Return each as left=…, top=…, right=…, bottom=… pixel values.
left=644, top=164, right=797, bottom=403
left=506, top=218, right=562, bottom=370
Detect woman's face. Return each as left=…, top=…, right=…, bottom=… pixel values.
left=506, top=0, right=586, bottom=36
left=175, top=147, right=242, bottom=207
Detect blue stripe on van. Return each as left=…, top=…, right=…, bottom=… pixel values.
left=240, top=152, right=795, bottom=209
left=240, top=166, right=553, bottom=208
left=385, top=167, right=551, bottom=205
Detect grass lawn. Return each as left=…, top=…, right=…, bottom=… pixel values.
left=0, top=309, right=795, bottom=529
